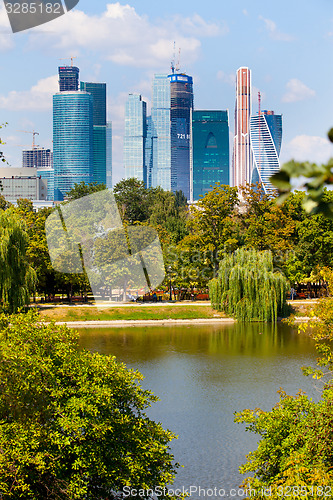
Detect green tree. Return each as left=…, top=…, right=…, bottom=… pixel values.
left=0, top=312, right=180, bottom=499
left=0, top=208, right=36, bottom=312
left=209, top=248, right=288, bottom=322
left=66, top=181, right=106, bottom=201
left=113, top=178, right=150, bottom=223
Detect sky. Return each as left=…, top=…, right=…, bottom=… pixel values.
left=0, top=0, right=332, bottom=185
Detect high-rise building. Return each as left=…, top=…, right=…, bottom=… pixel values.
left=58, top=65, right=79, bottom=92
left=22, top=147, right=53, bottom=169
left=250, top=110, right=282, bottom=195
left=145, top=116, right=154, bottom=188
left=37, top=167, right=54, bottom=201
left=80, top=81, right=110, bottom=186
left=232, top=67, right=252, bottom=190
left=124, top=94, right=147, bottom=185
left=151, top=74, right=171, bottom=191
left=53, top=91, right=94, bottom=201
left=192, top=110, right=230, bottom=201
left=169, top=72, right=193, bottom=199
left=106, top=122, right=112, bottom=189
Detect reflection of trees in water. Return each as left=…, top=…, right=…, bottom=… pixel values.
left=78, top=323, right=315, bottom=361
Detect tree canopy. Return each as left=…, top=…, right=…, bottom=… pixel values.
left=0, top=312, right=180, bottom=499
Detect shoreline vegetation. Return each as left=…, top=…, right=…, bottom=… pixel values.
left=35, top=299, right=318, bottom=326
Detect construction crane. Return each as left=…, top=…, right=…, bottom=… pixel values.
left=16, top=130, right=39, bottom=149
left=59, top=56, right=77, bottom=67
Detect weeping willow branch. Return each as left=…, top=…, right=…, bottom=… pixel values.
left=209, top=248, right=288, bottom=322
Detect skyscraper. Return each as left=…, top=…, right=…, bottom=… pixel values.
left=58, top=65, right=79, bottom=92
left=250, top=110, right=282, bottom=195
left=169, top=72, right=193, bottom=199
left=124, top=94, right=147, bottom=185
left=53, top=90, right=93, bottom=201
left=232, top=67, right=252, bottom=190
left=80, top=81, right=110, bottom=186
left=192, top=110, right=230, bottom=201
left=151, top=74, right=171, bottom=191
left=106, top=122, right=112, bottom=189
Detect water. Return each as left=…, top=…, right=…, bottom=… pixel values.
left=78, top=322, right=319, bottom=497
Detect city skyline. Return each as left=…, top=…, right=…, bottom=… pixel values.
left=0, top=0, right=332, bottom=185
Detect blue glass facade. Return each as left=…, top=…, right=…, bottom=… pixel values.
left=250, top=110, right=282, bottom=195
left=124, top=94, right=147, bottom=185
left=192, top=110, right=230, bottom=201
left=106, top=122, right=112, bottom=188
left=80, top=82, right=109, bottom=186
left=151, top=74, right=171, bottom=190
left=169, top=73, right=193, bottom=199
left=53, top=91, right=94, bottom=201
left=37, top=167, right=54, bottom=201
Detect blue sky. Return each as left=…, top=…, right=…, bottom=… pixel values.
left=0, top=0, right=332, bottom=184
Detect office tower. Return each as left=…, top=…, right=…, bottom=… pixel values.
left=169, top=72, right=194, bottom=200
left=151, top=74, right=171, bottom=190
left=232, top=67, right=252, bottom=190
left=145, top=116, right=154, bottom=188
left=250, top=110, right=282, bottom=195
left=22, top=147, right=53, bottom=169
left=81, top=81, right=110, bottom=186
left=106, top=122, right=112, bottom=189
left=58, top=65, right=79, bottom=91
left=124, top=94, right=147, bottom=185
left=192, top=110, right=230, bottom=201
left=53, top=91, right=93, bottom=201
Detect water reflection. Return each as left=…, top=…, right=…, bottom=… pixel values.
left=78, top=323, right=318, bottom=497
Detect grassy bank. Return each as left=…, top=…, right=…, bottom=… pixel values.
left=38, top=304, right=225, bottom=322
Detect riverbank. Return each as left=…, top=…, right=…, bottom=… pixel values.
left=35, top=299, right=319, bottom=327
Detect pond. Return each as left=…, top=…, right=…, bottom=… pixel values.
left=78, top=322, right=319, bottom=497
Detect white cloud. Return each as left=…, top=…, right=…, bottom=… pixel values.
left=0, top=5, right=14, bottom=52
left=26, top=3, right=222, bottom=69
left=282, top=78, right=316, bottom=103
left=0, top=75, right=58, bottom=111
left=281, top=135, right=333, bottom=164
left=259, top=16, right=294, bottom=42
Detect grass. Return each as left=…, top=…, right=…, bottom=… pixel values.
left=38, top=304, right=225, bottom=322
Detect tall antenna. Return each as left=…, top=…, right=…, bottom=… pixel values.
left=171, top=41, right=176, bottom=74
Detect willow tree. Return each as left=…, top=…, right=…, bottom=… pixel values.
left=209, top=248, right=288, bottom=322
left=0, top=208, right=36, bottom=312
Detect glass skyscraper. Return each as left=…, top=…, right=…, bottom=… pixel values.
left=151, top=74, right=171, bottom=191
left=53, top=91, right=94, bottom=201
left=124, top=94, right=147, bottom=185
left=169, top=72, right=193, bottom=199
left=106, top=122, right=112, bottom=188
left=192, top=110, right=230, bottom=201
left=232, top=67, right=252, bottom=190
left=250, top=110, right=282, bottom=195
left=80, top=82, right=110, bottom=186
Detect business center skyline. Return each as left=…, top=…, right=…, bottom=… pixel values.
left=0, top=0, right=332, bottom=186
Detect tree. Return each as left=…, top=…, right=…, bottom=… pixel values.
left=209, top=248, right=288, bottom=322
left=113, top=178, right=150, bottom=223
left=0, top=208, right=36, bottom=312
left=0, top=312, right=181, bottom=499
left=66, top=181, right=106, bottom=201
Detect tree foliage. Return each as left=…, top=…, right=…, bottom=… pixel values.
left=209, top=248, right=288, bottom=322
left=65, top=181, right=106, bottom=201
left=0, top=208, right=36, bottom=312
left=0, top=312, right=180, bottom=499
